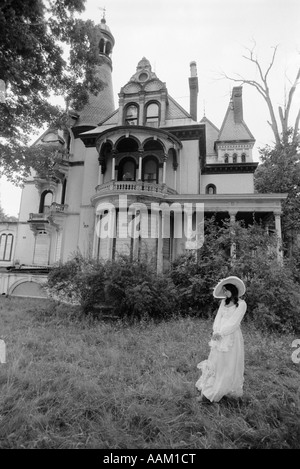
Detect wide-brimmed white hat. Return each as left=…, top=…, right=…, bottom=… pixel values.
left=213, top=276, right=246, bottom=299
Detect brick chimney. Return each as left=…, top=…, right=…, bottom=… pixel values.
left=232, top=86, right=243, bottom=123
left=189, top=61, right=199, bottom=121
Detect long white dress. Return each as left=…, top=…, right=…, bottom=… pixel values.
left=196, top=299, right=247, bottom=402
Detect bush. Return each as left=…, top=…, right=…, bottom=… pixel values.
left=170, top=218, right=231, bottom=317
left=170, top=218, right=300, bottom=332
left=242, top=263, right=300, bottom=333
left=47, top=254, right=177, bottom=320
left=104, top=255, right=177, bottom=320
left=46, top=220, right=300, bottom=332
left=46, top=254, right=106, bottom=314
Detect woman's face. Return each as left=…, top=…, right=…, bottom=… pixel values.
left=222, top=287, right=232, bottom=298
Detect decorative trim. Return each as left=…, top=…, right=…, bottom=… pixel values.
left=202, top=162, right=258, bottom=174
left=80, top=125, right=183, bottom=149
left=164, top=124, right=205, bottom=141
left=79, top=136, right=97, bottom=147
left=72, top=125, right=95, bottom=139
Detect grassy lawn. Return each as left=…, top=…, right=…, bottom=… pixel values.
left=0, top=296, right=299, bottom=449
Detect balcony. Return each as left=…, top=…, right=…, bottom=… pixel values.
left=95, top=180, right=177, bottom=196
left=28, top=203, right=68, bottom=231
left=29, top=203, right=68, bottom=220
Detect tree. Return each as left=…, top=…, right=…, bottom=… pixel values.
left=254, top=137, right=300, bottom=247
left=223, top=42, right=300, bottom=146
left=0, top=203, right=18, bottom=222
left=0, top=0, right=106, bottom=183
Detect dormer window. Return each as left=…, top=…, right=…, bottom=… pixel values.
left=125, top=104, right=138, bottom=125
left=145, top=102, right=159, bottom=128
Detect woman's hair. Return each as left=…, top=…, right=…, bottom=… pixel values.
left=223, top=283, right=239, bottom=306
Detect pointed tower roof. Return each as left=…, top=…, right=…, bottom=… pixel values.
left=216, top=87, right=255, bottom=142
left=73, top=17, right=115, bottom=129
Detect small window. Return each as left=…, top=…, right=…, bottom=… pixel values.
left=233, top=153, right=237, bottom=163
left=241, top=153, right=246, bottom=163
left=125, top=104, right=138, bottom=126
left=0, top=233, right=14, bottom=261
left=206, top=184, right=216, bottom=195
left=145, top=103, right=159, bottom=127
left=224, top=154, right=229, bottom=164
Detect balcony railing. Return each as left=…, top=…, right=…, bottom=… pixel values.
left=95, top=180, right=177, bottom=195
left=28, top=203, right=68, bottom=221
left=50, top=202, right=68, bottom=213
left=28, top=213, right=49, bottom=221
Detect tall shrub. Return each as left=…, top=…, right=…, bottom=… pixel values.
left=170, top=218, right=231, bottom=316
left=46, top=254, right=106, bottom=314
left=47, top=253, right=177, bottom=320
left=170, top=218, right=300, bottom=332
left=104, top=255, right=177, bottom=320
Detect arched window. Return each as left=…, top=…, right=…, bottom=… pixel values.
left=0, top=233, right=14, bottom=261
left=39, top=190, right=53, bottom=214
left=118, top=158, right=136, bottom=181
left=206, top=184, right=216, bottom=195
left=224, top=154, right=229, bottom=164
left=142, top=156, right=159, bottom=184
left=232, top=153, right=237, bottom=163
left=125, top=104, right=138, bottom=126
left=61, top=179, right=67, bottom=205
left=99, top=38, right=105, bottom=53
left=241, top=153, right=246, bottom=163
left=145, top=102, right=159, bottom=127
left=105, top=41, right=112, bottom=56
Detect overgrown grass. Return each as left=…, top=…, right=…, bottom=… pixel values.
left=0, top=297, right=299, bottom=449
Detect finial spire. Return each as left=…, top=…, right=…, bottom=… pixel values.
left=99, top=6, right=106, bottom=21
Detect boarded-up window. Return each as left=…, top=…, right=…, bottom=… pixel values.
left=33, top=231, right=50, bottom=265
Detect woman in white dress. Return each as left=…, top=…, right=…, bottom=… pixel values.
left=196, top=276, right=247, bottom=403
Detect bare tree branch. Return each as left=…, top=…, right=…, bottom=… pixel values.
left=293, top=108, right=300, bottom=145
left=264, top=45, right=279, bottom=81
left=285, top=66, right=300, bottom=126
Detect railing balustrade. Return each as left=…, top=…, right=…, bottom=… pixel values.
left=95, top=180, right=177, bottom=195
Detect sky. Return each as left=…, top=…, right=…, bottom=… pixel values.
left=1, top=0, right=300, bottom=216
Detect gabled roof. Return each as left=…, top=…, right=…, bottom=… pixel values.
left=165, top=95, right=193, bottom=121
left=200, top=116, right=219, bottom=156
left=199, top=116, right=219, bottom=133
left=216, top=103, right=255, bottom=142
left=94, top=93, right=194, bottom=130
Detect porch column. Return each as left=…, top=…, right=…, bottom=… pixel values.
left=98, top=163, right=104, bottom=186
left=138, top=150, right=143, bottom=181
left=274, top=211, right=283, bottom=263
left=157, top=211, right=163, bottom=273
left=229, top=210, right=237, bottom=259
left=162, top=155, right=167, bottom=185
left=111, top=151, right=116, bottom=180
left=173, top=161, right=178, bottom=192
left=132, top=208, right=140, bottom=259
left=107, top=208, right=116, bottom=260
